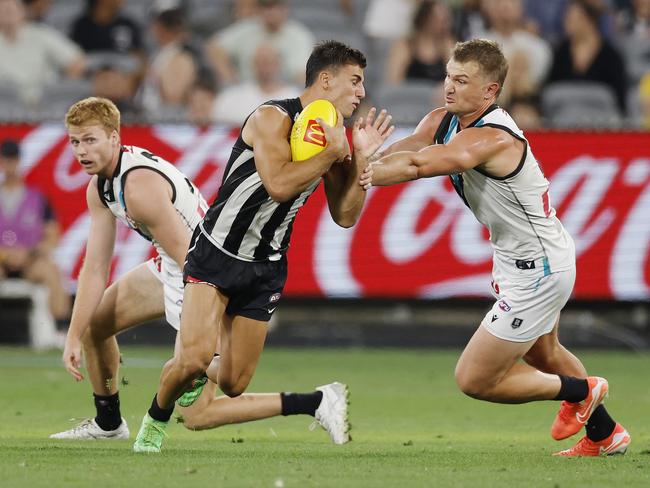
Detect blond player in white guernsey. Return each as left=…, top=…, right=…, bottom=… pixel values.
left=51, top=97, right=350, bottom=443
left=359, top=40, right=630, bottom=457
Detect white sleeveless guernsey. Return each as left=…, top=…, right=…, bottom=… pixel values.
left=97, top=145, right=208, bottom=329
left=440, top=106, right=575, bottom=281
left=98, top=145, right=208, bottom=264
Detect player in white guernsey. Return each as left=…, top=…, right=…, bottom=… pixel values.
left=358, top=40, right=630, bottom=457
left=51, top=97, right=355, bottom=444
left=133, top=41, right=395, bottom=452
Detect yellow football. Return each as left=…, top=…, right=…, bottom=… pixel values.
left=290, top=99, right=337, bottom=162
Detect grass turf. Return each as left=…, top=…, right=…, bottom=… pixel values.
left=0, top=347, right=648, bottom=487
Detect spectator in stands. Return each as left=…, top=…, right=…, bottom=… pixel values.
left=0, top=0, right=86, bottom=105
left=0, top=139, right=70, bottom=321
left=547, top=0, right=628, bottom=114
left=617, top=0, right=650, bottom=38
left=509, top=95, right=543, bottom=129
left=23, top=0, right=51, bottom=22
left=186, top=74, right=218, bottom=127
left=482, top=0, right=552, bottom=107
left=451, top=0, right=488, bottom=41
left=232, top=0, right=258, bottom=21
left=523, top=0, right=569, bottom=44
left=213, top=43, right=299, bottom=125
left=88, top=55, right=140, bottom=122
left=70, top=0, right=144, bottom=57
left=139, top=3, right=206, bottom=118
left=363, top=0, right=418, bottom=42
left=206, top=0, right=314, bottom=85
left=384, top=0, right=456, bottom=85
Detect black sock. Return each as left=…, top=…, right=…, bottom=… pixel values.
left=553, top=375, right=589, bottom=402
left=586, top=405, right=616, bottom=442
left=147, top=394, right=174, bottom=423
left=94, top=392, right=122, bottom=431
left=280, top=391, right=323, bottom=416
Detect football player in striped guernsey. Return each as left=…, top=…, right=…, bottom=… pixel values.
left=133, top=41, right=395, bottom=452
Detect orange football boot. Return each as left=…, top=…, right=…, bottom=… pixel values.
left=551, top=376, right=608, bottom=440
left=553, top=423, right=630, bottom=457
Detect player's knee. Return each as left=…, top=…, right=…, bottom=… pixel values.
left=455, top=367, right=490, bottom=399
left=178, top=356, right=210, bottom=379
left=219, top=376, right=249, bottom=398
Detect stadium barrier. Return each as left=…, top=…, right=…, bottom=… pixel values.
left=1, top=125, right=648, bottom=347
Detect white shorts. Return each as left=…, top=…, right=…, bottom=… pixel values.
left=145, top=254, right=184, bottom=330
left=481, top=267, right=576, bottom=342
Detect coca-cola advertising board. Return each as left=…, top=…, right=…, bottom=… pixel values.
left=2, top=124, right=649, bottom=301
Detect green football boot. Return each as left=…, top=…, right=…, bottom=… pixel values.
left=132, top=413, right=168, bottom=453
left=177, top=374, right=208, bottom=408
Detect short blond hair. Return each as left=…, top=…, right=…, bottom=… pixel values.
left=453, top=39, right=508, bottom=96
left=65, top=97, right=121, bottom=135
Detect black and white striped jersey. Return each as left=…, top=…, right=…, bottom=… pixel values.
left=199, top=98, right=321, bottom=262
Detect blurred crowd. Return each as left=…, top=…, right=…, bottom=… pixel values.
left=0, top=0, right=649, bottom=128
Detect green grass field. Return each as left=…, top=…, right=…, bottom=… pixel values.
left=0, top=346, right=648, bottom=487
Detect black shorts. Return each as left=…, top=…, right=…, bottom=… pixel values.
left=183, top=228, right=287, bottom=322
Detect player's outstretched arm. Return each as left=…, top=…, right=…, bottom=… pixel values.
left=63, top=179, right=116, bottom=381
left=364, top=127, right=512, bottom=186
left=246, top=105, right=349, bottom=203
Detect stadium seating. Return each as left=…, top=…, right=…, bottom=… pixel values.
left=374, top=81, right=438, bottom=125
left=36, top=79, right=93, bottom=120
left=0, top=83, right=30, bottom=122
left=541, top=81, right=623, bottom=129
left=620, top=37, right=650, bottom=84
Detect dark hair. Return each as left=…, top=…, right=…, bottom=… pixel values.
left=413, top=0, right=437, bottom=31
left=155, top=8, right=186, bottom=30
left=452, top=39, right=508, bottom=96
left=569, top=0, right=603, bottom=28
left=305, top=40, right=367, bottom=87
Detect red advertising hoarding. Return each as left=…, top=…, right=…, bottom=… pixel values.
left=2, top=124, right=649, bottom=300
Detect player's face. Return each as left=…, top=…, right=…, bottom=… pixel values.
left=0, top=155, right=20, bottom=180
left=68, top=124, right=120, bottom=176
left=326, top=64, right=365, bottom=118
left=444, top=59, right=495, bottom=115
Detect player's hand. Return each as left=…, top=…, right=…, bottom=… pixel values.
left=359, top=163, right=373, bottom=191
left=317, top=109, right=349, bottom=162
left=63, top=336, right=84, bottom=381
left=352, top=108, right=395, bottom=161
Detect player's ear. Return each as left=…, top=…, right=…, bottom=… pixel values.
left=319, top=71, right=330, bottom=90
left=486, top=81, right=499, bottom=99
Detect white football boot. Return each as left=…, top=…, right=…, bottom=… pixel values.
left=312, top=382, right=351, bottom=444
left=50, top=418, right=129, bottom=440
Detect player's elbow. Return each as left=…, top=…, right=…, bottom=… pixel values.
left=265, top=182, right=293, bottom=203
left=333, top=214, right=357, bottom=229
left=452, top=150, right=478, bottom=173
